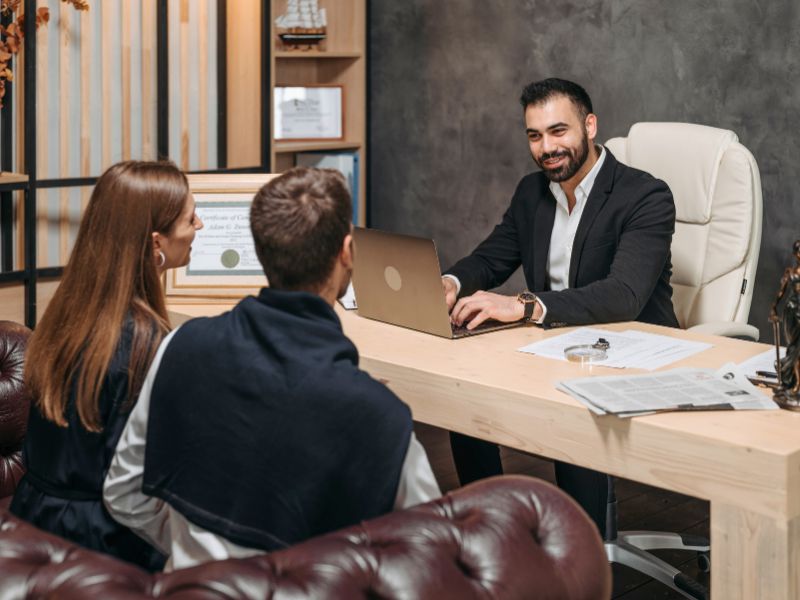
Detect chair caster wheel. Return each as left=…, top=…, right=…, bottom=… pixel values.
left=697, top=551, right=710, bottom=573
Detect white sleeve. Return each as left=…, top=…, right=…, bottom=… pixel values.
left=393, top=432, right=442, bottom=509
left=441, top=274, right=462, bottom=295
left=103, top=328, right=180, bottom=555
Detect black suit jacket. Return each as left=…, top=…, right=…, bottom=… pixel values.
left=445, top=150, right=679, bottom=328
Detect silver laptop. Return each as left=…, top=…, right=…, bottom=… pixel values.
left=351, top=228, right=524, bottom=339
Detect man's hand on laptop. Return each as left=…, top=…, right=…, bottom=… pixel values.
left=442, top=277, right=458, bottom=311
left=450, top=291, right=537, bottom=330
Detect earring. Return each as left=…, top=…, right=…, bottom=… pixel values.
left=156, top=251, right=166, bottom=268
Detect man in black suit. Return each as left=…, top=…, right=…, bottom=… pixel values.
left=442, top=78, right=678, bottom=535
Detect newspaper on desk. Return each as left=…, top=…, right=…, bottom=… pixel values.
left=558, top=363, right=779, bottom=417
left=518, top=327, right=712, bottom=370
left=737, top=346, right=785, bottom=380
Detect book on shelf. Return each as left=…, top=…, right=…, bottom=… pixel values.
left=295, top=150, right=359, bottom=224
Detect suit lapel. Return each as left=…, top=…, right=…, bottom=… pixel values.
left=532, top=182, right=556, bottom=291
left=568, top=151, right=617, bottom=287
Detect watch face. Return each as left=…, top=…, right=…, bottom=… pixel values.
left=518, top=291, right=536, bottom=303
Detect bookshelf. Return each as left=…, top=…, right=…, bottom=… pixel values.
left=270, top=0, right=367, bottom=225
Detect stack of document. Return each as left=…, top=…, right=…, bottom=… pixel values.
left=558, top=365, right=778, bottom=417
left=737, top=347, right=785, bottom=382
left=519, top=327, right=711, bottom=370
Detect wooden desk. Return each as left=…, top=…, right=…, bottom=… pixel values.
left=169, top=301, right=800, bottom=600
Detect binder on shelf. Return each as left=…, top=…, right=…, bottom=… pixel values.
left=295, top=150, right=359, bottom=224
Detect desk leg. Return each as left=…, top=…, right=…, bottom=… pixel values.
left=711, top=502, right=800, bottom=599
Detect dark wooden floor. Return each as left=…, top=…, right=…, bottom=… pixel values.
left=414, top=422, right=710, bottom=599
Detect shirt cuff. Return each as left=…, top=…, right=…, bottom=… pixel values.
left=534, top=298, right=547, bottom=324
left=441, top=274, right=461, bottom=295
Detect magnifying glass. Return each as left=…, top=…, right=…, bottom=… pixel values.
left=564, top=337, right=610, bottom=366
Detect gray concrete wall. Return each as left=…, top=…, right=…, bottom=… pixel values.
left=369, top=0, right=800, bottom=341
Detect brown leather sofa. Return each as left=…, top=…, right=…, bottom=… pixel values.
left=0, top=321, right=612, bottom=599
left=0, top=320, right=31, bottom=506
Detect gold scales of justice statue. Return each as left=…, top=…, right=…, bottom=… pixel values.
left=770, top=239, right=800, bottom=411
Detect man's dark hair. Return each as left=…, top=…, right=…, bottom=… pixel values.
left=519, top=78, right=594, bottom=120
left=250, top=167, right=352, bottom=291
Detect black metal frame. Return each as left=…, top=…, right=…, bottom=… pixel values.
left=0, top=0, right=272, bottom=328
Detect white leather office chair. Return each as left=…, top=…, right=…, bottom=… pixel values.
left=606, top=122, right=763, bottom=340
left=602, top=123, right=764, bottom=600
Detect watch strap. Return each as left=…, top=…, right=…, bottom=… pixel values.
left=523, top=299, right=536, bottom=322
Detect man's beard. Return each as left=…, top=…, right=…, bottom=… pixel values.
left=534, top=133, right=590, bottom=182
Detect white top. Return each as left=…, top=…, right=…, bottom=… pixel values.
left=445, top=147, right=607, bottom=324
left=103, top=328, right=441, bottom=572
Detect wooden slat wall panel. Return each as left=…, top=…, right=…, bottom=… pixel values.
left=141, top=0, right=156, bottom=160
left=122, top=0, right=132, bottom=161
left=80, top=7, right=91, bottom=211
left=226, top=0, right=260, bottom=169
left=36, top=12, right=48, bottom=266
left=179, top=0, right=189, bottom=170
left=168, top=0, right=218, bottom=171
left=59, top=8, right=71, bottom=261
left=2, top=1, right=219, bottom=281
left=13, top=50, right=23, bottom=270
left=23, top=0, right=217, bottom=270
left=198, top=0, right=208, bottom=168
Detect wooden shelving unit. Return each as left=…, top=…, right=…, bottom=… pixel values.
left=0, top=172, right=29, bottom=185
left=270, top=0, right=367, bottom=225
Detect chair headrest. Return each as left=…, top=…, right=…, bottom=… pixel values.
left=624, top=122, right=739, bottom=224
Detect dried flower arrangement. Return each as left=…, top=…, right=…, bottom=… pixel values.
left=0, top=0, right=89, bottom=107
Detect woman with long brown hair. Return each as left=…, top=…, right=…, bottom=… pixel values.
left=10, top=160, right=203, bottom=571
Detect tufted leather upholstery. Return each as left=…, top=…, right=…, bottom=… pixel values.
left=606, top=122, right=762, bottom=339
left=0, top=321, right=31, bottom=503
left=0, top=475, right=611, bottom=599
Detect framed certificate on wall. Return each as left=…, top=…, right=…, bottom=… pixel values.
left=273, top=86, right=344, bottom=140
left=165, top=174, right=276, bottom=300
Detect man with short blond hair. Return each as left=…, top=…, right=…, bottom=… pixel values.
left=105, top=167, right=440, bottom=570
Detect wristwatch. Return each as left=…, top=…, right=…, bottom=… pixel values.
left=517, top=290, right=538, bottom=322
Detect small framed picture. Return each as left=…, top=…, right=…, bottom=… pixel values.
left=273, top=85, right=344, bottom=140
left=165, top=174, right=276, bottom=300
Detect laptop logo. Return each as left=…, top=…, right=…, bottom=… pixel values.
left=384, top=266, right=402, bottom=291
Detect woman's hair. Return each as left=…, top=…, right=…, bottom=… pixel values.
left=26, top=161, right=190, bottom=431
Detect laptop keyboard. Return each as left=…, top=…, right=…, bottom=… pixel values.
left=450, top=319, right=509, bottom=338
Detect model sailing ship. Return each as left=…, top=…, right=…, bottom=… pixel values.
left=275, top=0, right=327, bottom=49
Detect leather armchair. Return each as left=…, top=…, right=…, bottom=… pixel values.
left=606, top=122, right=763, bottom=341
left=0, top=320, right=31, bottom=504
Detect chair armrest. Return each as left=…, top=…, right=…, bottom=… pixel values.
left=687, top=321, right=760, bottom=341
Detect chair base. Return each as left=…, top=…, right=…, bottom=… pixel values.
left=606, top=530, right=709, bottom=600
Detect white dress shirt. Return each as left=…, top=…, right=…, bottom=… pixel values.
left=444, top=146, right=607, bottom=323
left=546, top=146, right=607, bottom=292
left=103, top=328, right=442, bottom=571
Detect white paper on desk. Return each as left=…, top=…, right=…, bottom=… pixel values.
left=337, top=282, right=357, bottom=310
left=518, top=327, right=648, bottom=367
left=737, top=347, right=785, bottom=378
left=518, top=327, right=712, bottom=370
left=615, top=330, right=713, bottom=370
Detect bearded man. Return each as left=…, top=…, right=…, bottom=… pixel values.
left=441, top=78, right=678, bottom=535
